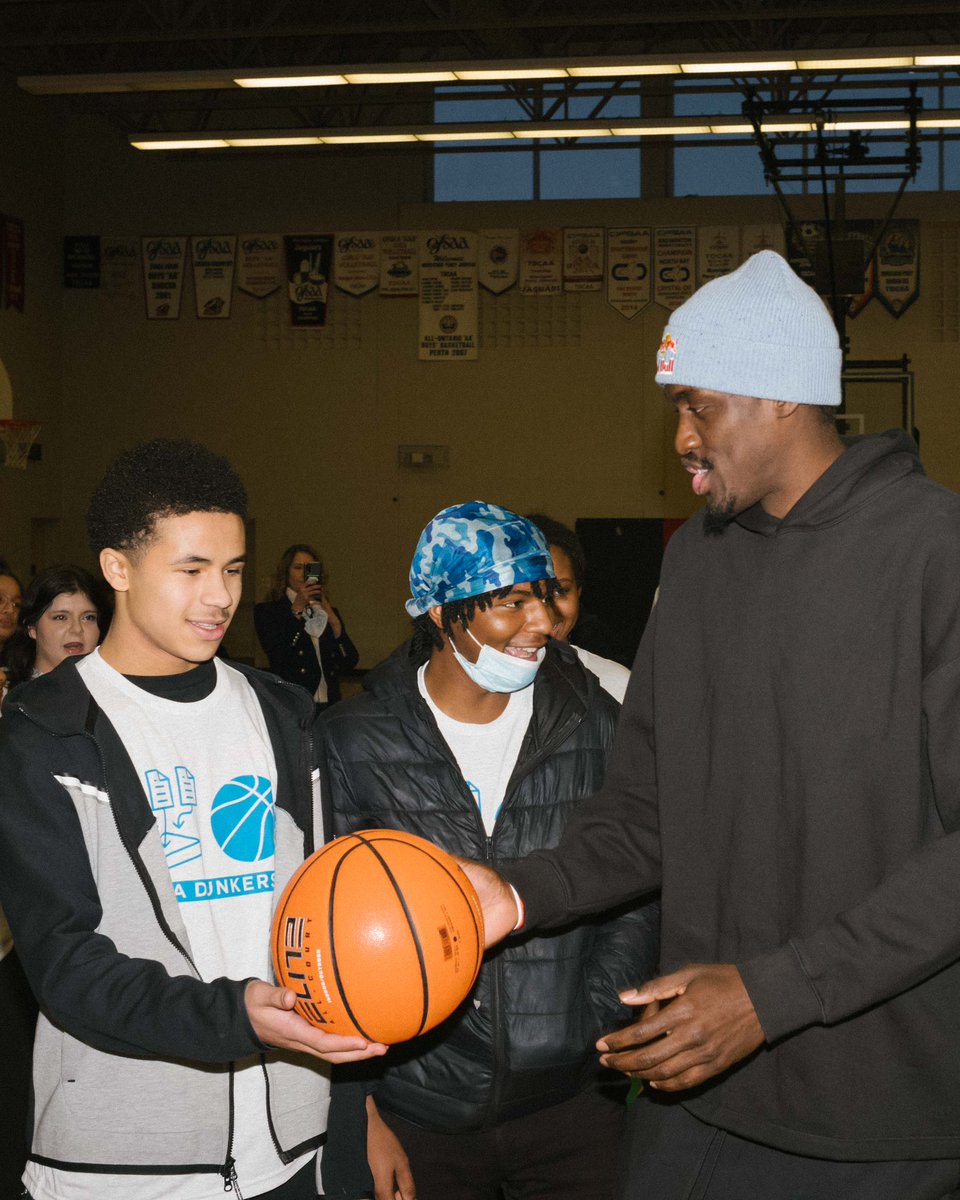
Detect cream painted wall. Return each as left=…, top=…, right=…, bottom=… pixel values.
left=5, top=85, right=960, bottom=666
left=0, top=71, right=65, bottom=580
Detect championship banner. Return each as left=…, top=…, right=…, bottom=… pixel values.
left=285, top=234, right=332, bottom=327
left=519, top=229, right=562, bottom=295
left=237, top=234, right=283, bottom=299
left=876, top=220, right=919, bottom=318
left=741, top=223, right=786, bottom=260
left=380, top=233, right=418, bottom=296
left=478, top=229, right=519, bottom=294
left=141, top=235, right=186, bottom=319
left=418, top=231, right=478, bottom=361
left=698, top=226, right=739, bottom=284
left=101, top=238, right=139, bottom=298
left=787, top=220, right=876, bottom=315
left=605, top=227, right=651, bottom=319
left=563, top=227, right=604, bottom=292
left=654, top=227, right=696, bottom=310
left=844, top=221, right=879, bottom=319
left=64, top=236, right=100, bottom=288
left=191, top=235, right=236, bottom=318
left=334, top=232, right=380, bottom=297
left=2, top=216, right=25, bottom=312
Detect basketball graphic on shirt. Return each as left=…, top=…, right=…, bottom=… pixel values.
left=210, top=775, right=276, bottom=862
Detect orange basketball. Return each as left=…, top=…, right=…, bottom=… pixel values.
left=272, top=829, right=485, bottom=1044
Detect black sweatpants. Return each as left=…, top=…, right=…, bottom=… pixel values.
left=381, top=1085, right=626, bottom=1200
left=623, top=1097, right=960, bottom=1200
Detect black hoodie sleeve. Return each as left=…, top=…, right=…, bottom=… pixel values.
left=0, top=711, right=263, bottom=1062
left=502, top=607, right=663, bottom=925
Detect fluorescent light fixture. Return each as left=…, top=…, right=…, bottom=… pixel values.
left=760, top=120, right=816, bottom=132
left=454, top=67, right=568, bottom=80
left=567, top=63, right=680, bottom=77
left=681, top=60, right=796, bottom=74
left=129, top=108, right=960, bottom=150
left=22, top=46, right=960, bottom=97
left=234, top=74, right=347, bottom=88
left=225, top=136, right=322, bottom=146
left=826, top=118, right=910, bottom=130
left=518, top=127, right=613, bottom=138
left=344, top=71, right=457, bottom=84
left=797, top=56, right=914, bottom=70
left=416, top=130, right=516, bottom=141
left=131, top=138, right=230, bottom=150
left=612, top=124, right=712, bottom=136
left=320, top=133, right=419, bottom=143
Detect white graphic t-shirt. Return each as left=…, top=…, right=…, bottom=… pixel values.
left=24, top=651, right=311, bottom=1200
left=418, top=664, right=533, bottom=835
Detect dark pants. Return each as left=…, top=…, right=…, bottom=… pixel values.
left=0, top=948, right=38, bottom=1199
left=381, top=1086, right=625, bottom=1200
left=623, top=1098, right=960, bottom=1200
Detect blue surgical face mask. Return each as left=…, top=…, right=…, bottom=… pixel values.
left=450, top=628, right=544, bottom=693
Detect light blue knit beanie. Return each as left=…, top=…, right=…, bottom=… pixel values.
left=655, top=250, right=842, bottom=406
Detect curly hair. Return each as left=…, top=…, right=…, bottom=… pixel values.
left=86, top=439, right=248, bottom=556
left=409, top=577, right=561, bottom=661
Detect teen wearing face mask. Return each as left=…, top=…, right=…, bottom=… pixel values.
left=319, top=501, right=660, bottom=1200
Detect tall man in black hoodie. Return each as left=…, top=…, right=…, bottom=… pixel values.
left=465, top=251, right=960, bottom=1199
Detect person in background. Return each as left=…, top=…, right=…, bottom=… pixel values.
left=0, top=559, right=23, bottom=693
left=0, top=560, right=33, bottom=1200
left=255, top=544, right=359, bottom=711
left=323, top=501, right=659, bottom=1200
left=526, top=514, right=630, bottom=703
left=2, top=564, right=109, bottom=691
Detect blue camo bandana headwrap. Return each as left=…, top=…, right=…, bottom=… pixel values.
left=406, top=501, right=554, bottom=617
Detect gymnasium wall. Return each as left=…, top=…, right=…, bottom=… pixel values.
left=0, top=71, right=65, bottom=579
left=2, top=74, right=960, bottom=665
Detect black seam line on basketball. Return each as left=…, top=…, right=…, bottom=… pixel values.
left=328, top=837, right=379, bottom=1042
left=356, top=833, right=431, bottom=1037
left=362, top=834, right=484, bottom=978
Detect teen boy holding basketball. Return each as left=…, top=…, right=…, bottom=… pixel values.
left=321, top=501, right=659, bottom=1200
left=0, top=439, right=384, bottom=1200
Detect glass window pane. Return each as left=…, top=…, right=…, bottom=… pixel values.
left=674, top=140, right=775, bottom=195
left=943, top=140, right=960, bottom=190
left=540, top=147, right=640, bottom=198
left=434, top=150, right=533, bottom=201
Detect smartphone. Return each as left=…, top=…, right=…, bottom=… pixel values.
left=303, top=562, right=324, bottom=585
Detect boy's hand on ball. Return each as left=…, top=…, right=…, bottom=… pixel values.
left=245, top=980, right=388, bottom=1062
left=454, top=858, right=521, bottom=947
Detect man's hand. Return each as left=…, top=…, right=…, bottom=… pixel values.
left=366, top=1095, right=416, bottom=1200
left=245, top=980, right=388, bottom=1063
left=455, top=858, right=520, bottom=948
left=597, top=963, right=764, bottom=1092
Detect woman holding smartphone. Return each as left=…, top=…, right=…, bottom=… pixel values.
left=254, top=543, right=359, bottom=710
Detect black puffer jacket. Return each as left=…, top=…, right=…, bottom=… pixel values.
left=320, top=640, right=660, bottom=1131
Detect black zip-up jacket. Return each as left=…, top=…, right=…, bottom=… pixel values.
left=506, top=431, right=960, bottom=1161
left=0, top=658, right=367, bottom=1192
left=254, top=599, right=359, bottom=704
left=320, top=639, right=660, bottom=1131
